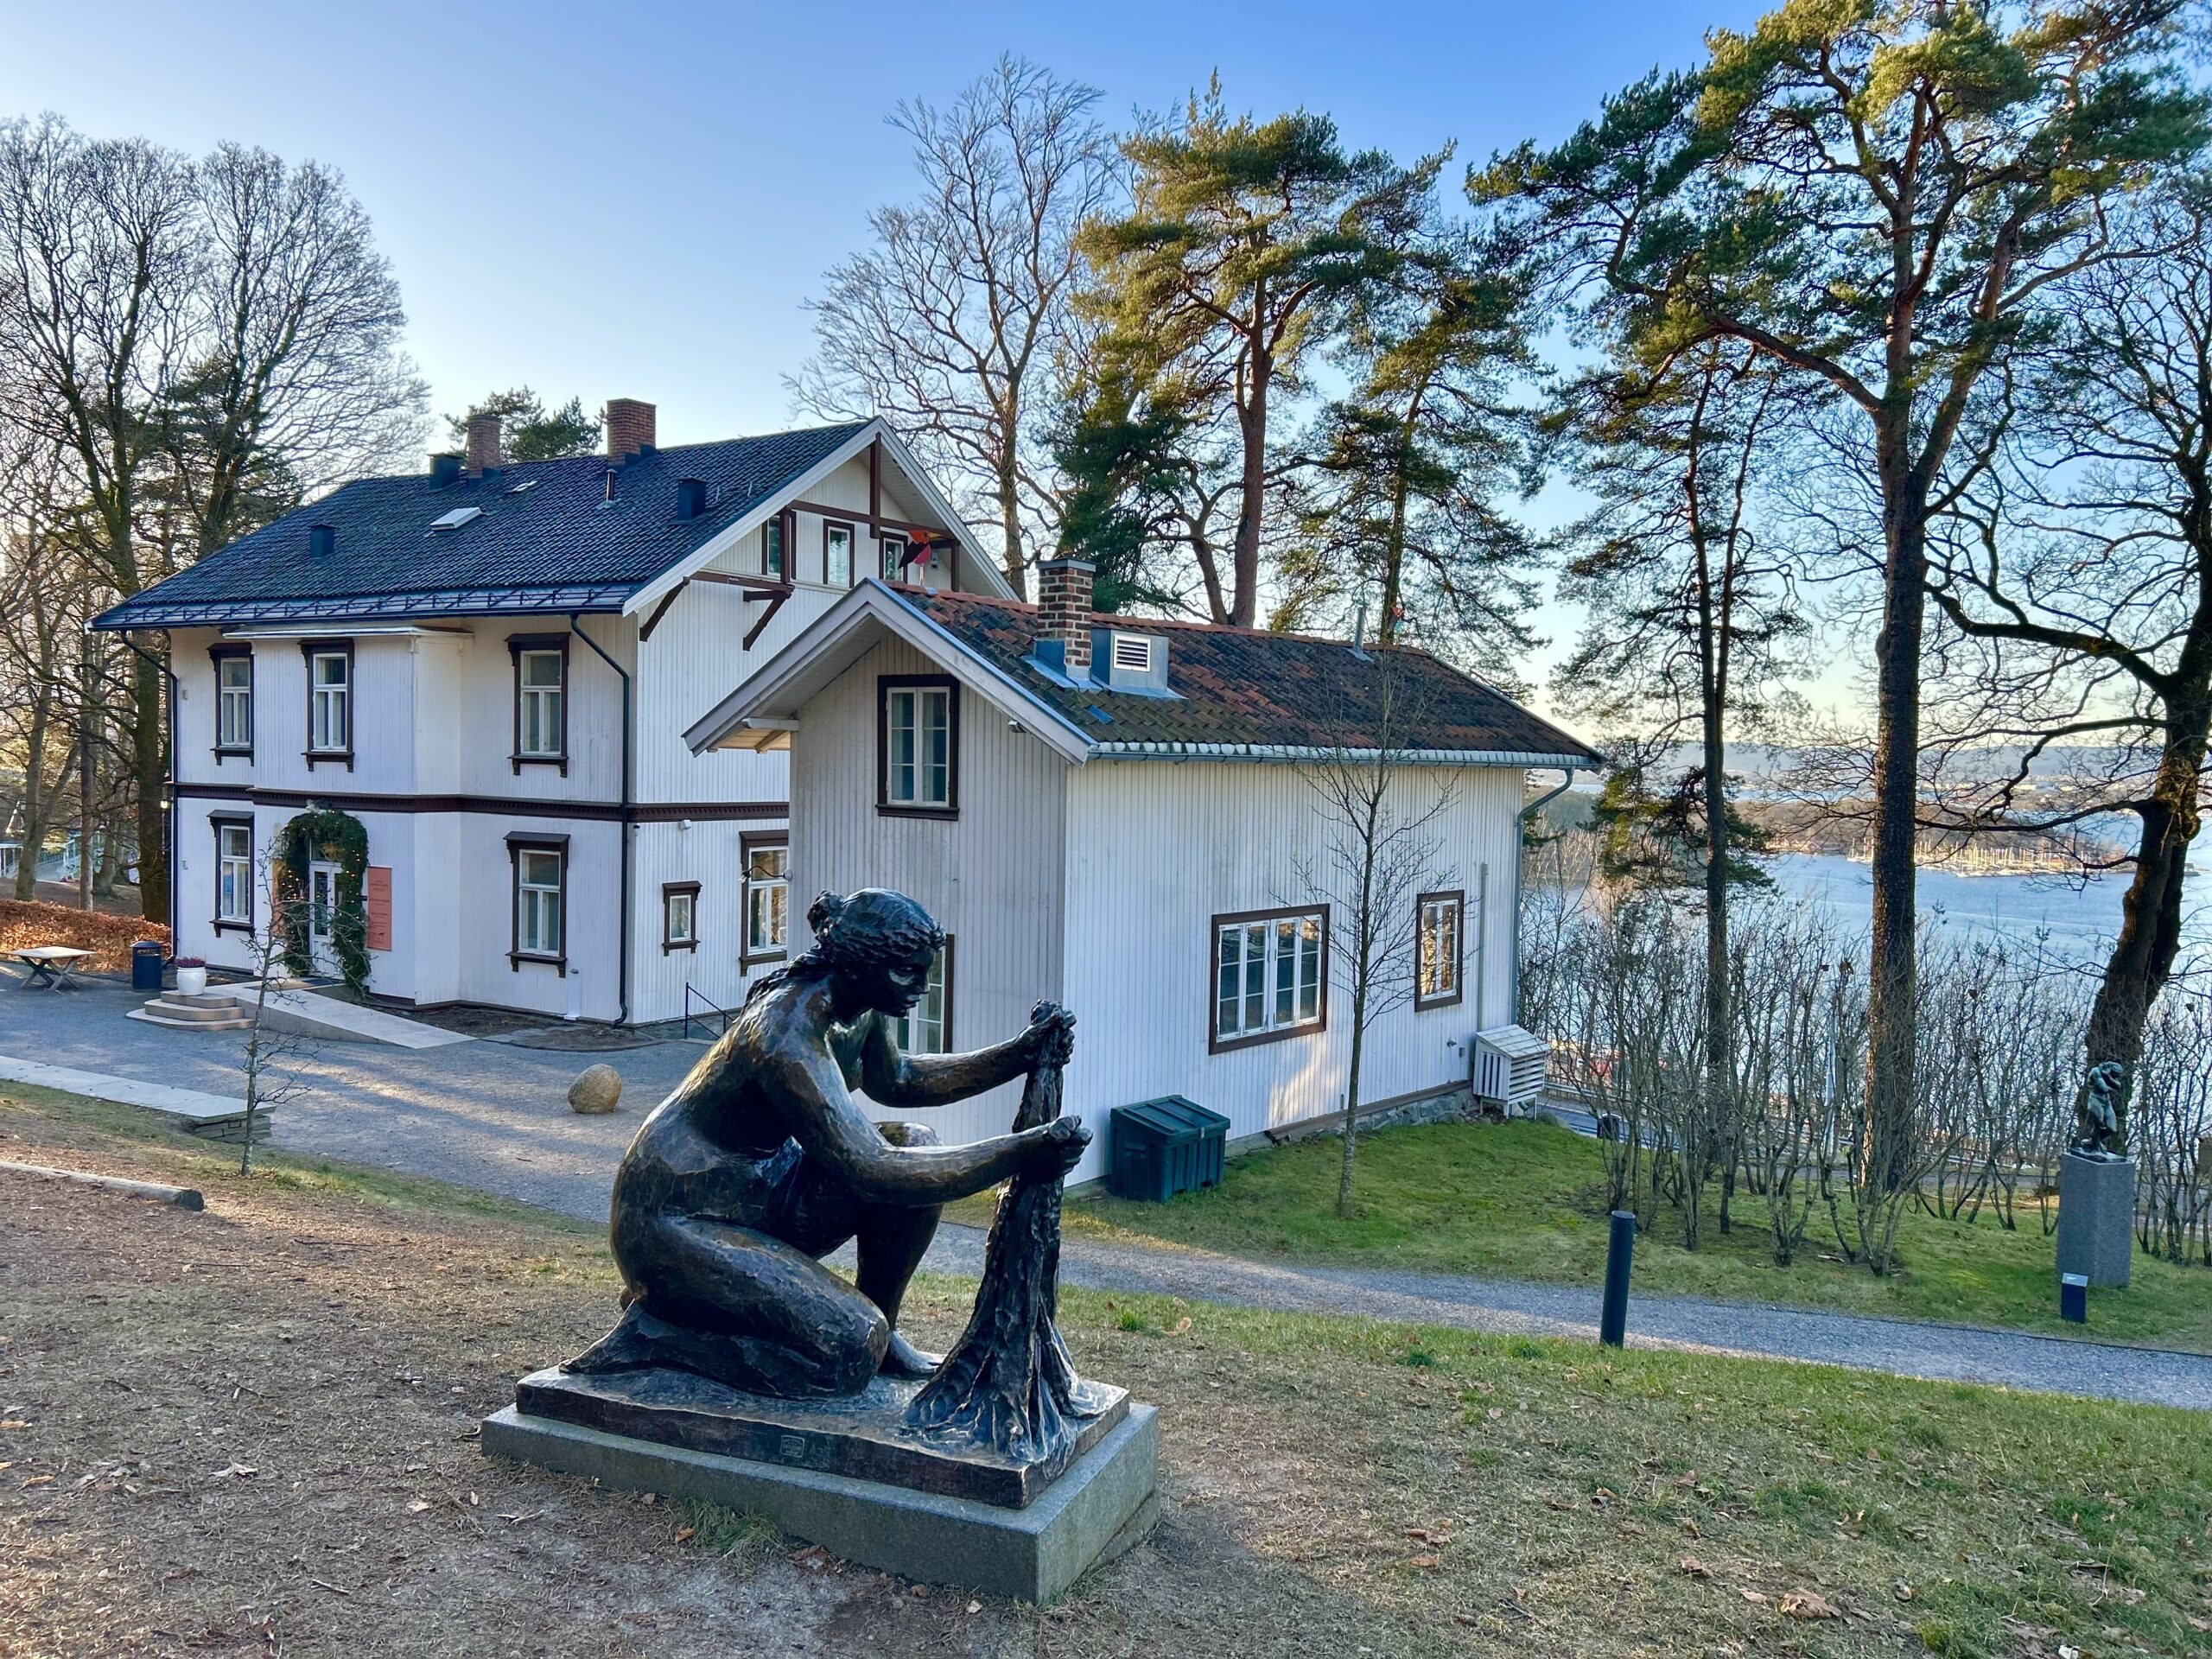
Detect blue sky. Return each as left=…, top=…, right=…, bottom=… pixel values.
left=4, top=0, right=1790, bottom=707
left=2, top=0, right=1760, bottom=442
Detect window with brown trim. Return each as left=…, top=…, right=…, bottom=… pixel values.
left=301, top=639, right=353, bottom=768
left=1415, top=889, right=1465, bottom=1009
left=762, top=512, right=790, bottom=582
left=822, top=520, right=855, bottom=588
left=507, top=833, right=569, bottom=975
left=877, top=675, right=958, bottom=817
left=211, top=814, right=255, bottom=934
left=210, top=645, right=253, bottom=760
left=1210, top=907, right=1328, bottom=1053
left=662, top=880, right=700, bottom=954
left=893, top=935, right=952, bottom=1055
left=741, top=834, right=788, bottom=965
left=507, top=632, right=569, bottom=774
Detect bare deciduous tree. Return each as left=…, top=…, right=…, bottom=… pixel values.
left=791, top=57, right=1116, bottom=595
left=1292, top=652, right=1457, bottom=1218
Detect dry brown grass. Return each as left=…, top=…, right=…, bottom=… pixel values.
left=0, top=899, right=169, bottom=975
left=1, top=1088, right=2205, bottom=1658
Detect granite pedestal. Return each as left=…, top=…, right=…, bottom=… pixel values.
left=484, top=1367, right=1157, bottom=1602
left=2055, top=1150, right=2136, bottom=1288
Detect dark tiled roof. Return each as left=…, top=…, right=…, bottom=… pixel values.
left=93, top=423, right=873, bottom=630
left=905, top=590, right=1598, bottom=760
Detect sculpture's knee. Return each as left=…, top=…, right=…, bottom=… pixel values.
left=878, top=1121, right=940, bottom=1149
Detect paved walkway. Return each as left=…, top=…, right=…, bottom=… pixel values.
left=0, top=973, right=700, bottom=1218
left=3, top=969, right=2205, bottom=1411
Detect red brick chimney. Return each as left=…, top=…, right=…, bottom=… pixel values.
left=606, top=398, right=657, bottom=463
left=1037, top=558, right=1095, bottom=675
left=465, top=411, right=503, bottom=474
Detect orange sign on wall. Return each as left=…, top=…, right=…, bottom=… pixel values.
left=365, top=865, right=393, bottom=952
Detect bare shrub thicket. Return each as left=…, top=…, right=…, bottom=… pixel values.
left=1529, top=876, right=2112, bottom=1275
left=2133, top=994, right=2212, bottom=1265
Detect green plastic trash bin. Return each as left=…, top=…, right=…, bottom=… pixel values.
left=1108, top=1096, right=1230, bottom=1202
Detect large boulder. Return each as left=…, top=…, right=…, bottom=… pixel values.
left=568, top=1063, right=622, bottom=1115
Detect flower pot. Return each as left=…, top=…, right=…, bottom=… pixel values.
left=174, top=965, right=207, bottom=996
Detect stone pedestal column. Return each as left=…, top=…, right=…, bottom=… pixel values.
left=2055, top=1151, right=2136, bottom=1288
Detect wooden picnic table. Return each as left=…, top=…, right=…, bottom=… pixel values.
left=10, top=945, right=97, bottom=991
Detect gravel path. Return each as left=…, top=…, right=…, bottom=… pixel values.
left=5, top=970, right=2205, bottom=1412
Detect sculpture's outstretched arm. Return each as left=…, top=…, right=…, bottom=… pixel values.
left=766, top=1035, right=1075, bottom=1208
left=859, top=1003, right=1072, bottom=1109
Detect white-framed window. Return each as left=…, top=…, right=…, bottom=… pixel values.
left=663, top=882, right=699, bottom=953
left=215, top=822, right=252, bottom=925
left=763, top=516, right=786, bottom=581
left=215, top=653, right=252, bottom=752
left=308, top=649, right=350, bottom=753
left=744, top=841, right=788, bottom=960
left=824, top=523, right=853, bottom=587
left=881, top=534, right=910, bottom=581
left=515, top=847, right=563, bottom=958
left=1416, top=891, right=1465, bottom=1007
left=894, top=940, right=950, bottom=1055
left=880, top=679, right=954, bottom=811
left=518, top=650, right=564, bottom=757
left=1213, top=909, right=1325, bottom=1047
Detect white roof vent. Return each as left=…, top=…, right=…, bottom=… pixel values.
left=428, top=505, right=483, bottom=533
left=505, top=478, right=539, bottom=495
left=1087, top=626, right=1172, bottom=695
left=1111, top=634, right=1154, bottom=674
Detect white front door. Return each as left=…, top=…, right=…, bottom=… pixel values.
left=308, top=861, right=340, bottom=975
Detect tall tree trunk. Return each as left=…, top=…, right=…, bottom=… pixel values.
left=15, top=689, right=53, bottom=902
left=2084, top=701, right=2210, bottom=1126
left=1230, top=346, right=1270, bottom=628
left=998, top=444, right=1027, bottom=598
left=131, top=653, right=168, bottom=925
left=1866, top=474, right=1929, bottom=1192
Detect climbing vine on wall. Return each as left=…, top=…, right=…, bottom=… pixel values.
left=273, top=807, right=371, bottom=997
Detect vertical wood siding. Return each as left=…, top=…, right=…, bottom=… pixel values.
left=789, top=635, right=1069, bottom=1148
left=1056, top=759, right=1528, bottom=1180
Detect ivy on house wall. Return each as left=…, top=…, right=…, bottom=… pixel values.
left=273, top=806, right=371, bottom=997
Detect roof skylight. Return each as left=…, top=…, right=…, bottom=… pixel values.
left=429, top=506, right=483, bottom=533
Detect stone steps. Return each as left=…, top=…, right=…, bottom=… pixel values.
left=128, top=991, right=256, bottom=1033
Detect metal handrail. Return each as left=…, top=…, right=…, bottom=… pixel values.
left=682, top=982, right=731, bottom=1041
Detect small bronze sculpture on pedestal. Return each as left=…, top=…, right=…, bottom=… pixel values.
left=563, top=887, right=1107, bottom=1466
left=2071, top=1059, right=2130, bottom=1161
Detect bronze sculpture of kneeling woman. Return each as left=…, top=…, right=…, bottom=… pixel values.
left=567, top=887, right=1086, bottom=1400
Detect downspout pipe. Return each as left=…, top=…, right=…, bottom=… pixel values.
left=569, top=614, right=632, bottom=1026
left=1510, top=765, right=1576, bottom=1026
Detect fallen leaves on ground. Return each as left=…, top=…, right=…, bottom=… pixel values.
left=1781, top=1588, right=1838, bottom=1620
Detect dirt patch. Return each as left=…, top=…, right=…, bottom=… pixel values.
left=0, top=899, right=168, bottom=976
left=1, top=1103, right=2204, bottom=1658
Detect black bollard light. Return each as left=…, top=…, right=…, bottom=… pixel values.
left=2060, top=1271, right=2088, bottom=1325
left=1599, top=1209, right=1636, bottom=1348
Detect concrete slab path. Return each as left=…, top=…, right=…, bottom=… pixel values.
left=2, top=969, right=2203, bottom=1412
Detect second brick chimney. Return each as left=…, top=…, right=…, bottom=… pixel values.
left=466, top=411, right=503, bottom=474
left=1036, top=557, right=1096, bottom=676
left=607, top=397, right=657, bottom=464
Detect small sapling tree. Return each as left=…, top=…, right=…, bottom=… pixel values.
left=1293, top=646, right=1457, bottom=1218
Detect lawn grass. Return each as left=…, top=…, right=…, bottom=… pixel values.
left=1060, top=1117, right=2212, bottom=1352
left=3, top=1079, right=2209, bottom=1657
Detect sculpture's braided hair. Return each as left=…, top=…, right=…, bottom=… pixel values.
left=743, top=887, right=945, bottom=1006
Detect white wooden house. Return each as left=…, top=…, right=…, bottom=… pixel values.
left=683, top=560, right=1598, bottom=1180
left=94, top=404, right=1013, bottom=1024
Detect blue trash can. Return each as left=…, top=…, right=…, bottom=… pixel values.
left=130, top=940, right=167, bottom=992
